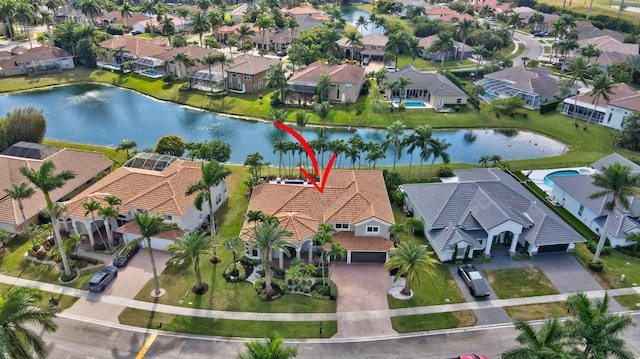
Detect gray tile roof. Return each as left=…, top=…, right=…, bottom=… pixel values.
left=387, top=65, right=467, bottom=98
left=484, top=66, right=558, bottom=98
left=404, top=168, right=584, bottom=253
left=429, top=226, right=484, bottom=252
left=591, top=153, right=640, bottom=173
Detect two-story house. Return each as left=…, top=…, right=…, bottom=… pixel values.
left=225, top=54, right=280, bottom=94
left=336, top=33, right=388, bottom=62
left=240, top=170, right=395, bottom=268
left=561, top=83, right=640, bottom=130
left=286, top=61, right=365, bottom=104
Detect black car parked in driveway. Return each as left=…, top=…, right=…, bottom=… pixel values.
left=113, top=244, right=140, bottom=267
left=458, top=264, right=491, bottom=297
left=88, top=266, right=118, bottom=292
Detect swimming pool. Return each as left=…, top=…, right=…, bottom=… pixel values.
left=141, top=69, right=164, bottom=78
left=483, top=92, right=498, bottom=100
left=543, top=170, right=579, bottom=188
left=393, top=101, right=427, bottom=108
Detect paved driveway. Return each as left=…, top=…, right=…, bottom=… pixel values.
left=65, top=249, right=172, bottom=323
left=331, top=263, right=397, bottom=338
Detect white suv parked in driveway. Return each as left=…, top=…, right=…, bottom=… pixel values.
left=385, top=66, right=396, bottom=73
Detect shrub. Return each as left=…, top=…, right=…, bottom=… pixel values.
left=223, top=261, right=247, bottom=282
left=59, top=270, right=77, bottom=282
left=179, top=83, right=194, bottom=91
left=587, top=261, right=604, bottom=272
left=162, top=72, right=176, bottom=84
left=454, top=105, right=460, bottom=112
left=329, top=280, right=338, bottom=299
left=105, top=24, right=125, bottom=35
left=437, top=167, right=455, bottom=178
left=355, top=102, right=365, bottom=115
left=586, top=239, right=611, bottom=256
left=254, top=277, right=287, bottom=294
left=69, top=254, right=100, bottom=265
left=239, top=255, right=261, bottom=266
left=539, top=100, right=559, bottom=114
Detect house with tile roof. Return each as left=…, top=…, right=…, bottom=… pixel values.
left=403, top=168, right=585, bottom=261
left=98, top=36, right=168, bottom=64
left=385, top=65, right=468, bottom=108
left=549, top=154, right=640, bottom=249
left=281, top=7, right=323, bottom=20
left=230, top=3, right=249, bottom=21
left=574, top=21, right=625, bottom=42
left=574, top=35, right=639, bottom=68
left=419, top=35, right=473, bottom=61
left=0, top=142, right=112, bottom=234
left=561, top=83, right=640, bottom=130
left=473, top=0, right=511, bottom=14
left=246, top=29, right=301, bottom=53
left=225, top=54, right=279, bottom=93
left=476, top=66, right=560, bottom=109
left=424, top=7, right=458, bottom=19
left=337, top=33, right=388, bottom=62
left=240, top=170, right=395, bottom=267
left=131, top=14, right=191, bottom=34
left=99, top=10, right=149, bottom=29
left=60, top=153, right=228, bottom=249
left=152, top=46, right=221, bottom=77
left=286, top=61, right=366, bottom=104
left=0, top=46, right=75, bottom=77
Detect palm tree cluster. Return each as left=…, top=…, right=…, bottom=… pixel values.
left=402, top=125, right=452, bottom=180
left=503, top=293, right=634, bottom=359
left=82, top=194, right=122, bottom=251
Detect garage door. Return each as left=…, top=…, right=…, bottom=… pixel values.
left=351, top=251, right=387, bottom=263
left=538, top=244, right=569, bottom=253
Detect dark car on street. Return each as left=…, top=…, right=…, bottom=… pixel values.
left=88, top=266, right=118, bottom=292
left=113, top=244, right=140, bottom=268
left=458, top=264, right=491, bottom=297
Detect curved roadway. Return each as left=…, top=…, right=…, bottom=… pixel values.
left=512, top=31, right=544, bottom=67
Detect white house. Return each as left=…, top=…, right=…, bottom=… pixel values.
left=61, top=153, right=228, bottom=250
left=550, top=154, right=640, bottom=248
left=561, top=83, right=640, bottom=130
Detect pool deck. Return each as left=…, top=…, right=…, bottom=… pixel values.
left=389, top=98, right=433, bottom=109
left=522, top=167, right=595, bottom=195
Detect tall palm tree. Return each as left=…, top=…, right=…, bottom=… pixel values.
left=565, top=292, right=634, bottom=358
left=479, top=155, right=491, bottom=167
left=566, top=56, right=592, bottom=127
left=396, top=76, right=413, bottom=101
left=584, top=73, right=614, bottom=130
left=140, top=0, right=157, bottom=37
left=473, top=45, right=488, bottom=75
left=625, top=54, right=640, bottom=84
left=19, top=161, right=75, bottom=276
left=215, top=53, right=234, bottom=89
left=236, top=23, right=256, bottom=54
left=79, top=0, right=101, bottom=25
left=191, top=11, right=209, bottom=47
left=344, top=31, right=363, bottom=61
left=285, top=17, right=299, bottom=44
left=0, top=286, right=60, bottom=359
left=83, top=198, right=108, bottom=250
left=384, top=240, right=437, bottom=296
left=0, top=0, right=16, bottom=40
left=3, top=182, right=35, bottom=240
left=265, top=62, right=287, bottom=105
left=427, top=137, right=451, bottom=179
left=429, top=31, right=454, bottom=68
left=456, top=18, right=474, bottom=62
left=222, top=236, right=242, bottom=263
left=98, top=204, right=118, bottom=249
left=172, top=51, right=190, bottom=78
left=355, top=14, right=367, bottom=34
left=14, top=1, right=35, bottom=49
left=408, top=125, right=433, bottom=180
left=384, top=120, right=406, bottom=172
left=294, top=110, right=309, bottom=135
left=120, top=1, right=133, bottom=29
left=589, top=162, right=640, bottom=263
left=312, top=224, right=334, bottom=286
left=326, top=242, right=346, bottom=283
left=185, top=161, right=231, bottom=261
left=166, top=231, right=213, bottom=294
left=249, top=221, right=294, bottom=296
left=238, top=333, right=299, bottom=359
left=194, top=0, right=209, bottom=13
left=406, top=36, right=424, bottom=65
left=159, top=15, right=175, bottom=46
left=385, top=32, right=408, bottom=70
left=116, top=139, right=137, bottom=159
left=508, top=13, right=523, bottom=40
left=39, top=10, right=54, bottom=44
left=255, top=15, right=275, bottom=55
left=503, top=318, right=573, bottom=359
left=127, top=212, right=166, bottom=297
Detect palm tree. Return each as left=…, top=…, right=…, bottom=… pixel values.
left=249, top=221, right=294, bottom=296
left=236, top=23, right=256, bottom=54
left=385, top=32, right=408, bottom=70
left=625, top=54, right=640, bottom=84
left=456, top=18, right=474, bottom=62
left=246, top=210, right=265, bottom=223
left=0, top=286, right=60, bottom=359
left=173, top=51, right=190, bottom=78
left=194, top=0, right=210, bottom=13
left=79, top=0, right=101, bottom=25
left=3, top=182, right=35, bottom=240
left=222, top=236, right=242, bottom=263
left=191, top=11, right=209, bottom=47
left=355, top=15, right=367, bottom=34
left=312, top=224, right=334, bottom=286
left=579, top=43, right=602, bottom=64
left=408, top=125, right=433, bottom=180
left=406, top=37, right=424, bottom=65
left=20, top=161, right=75, bottom=276
left=384, top=240, right=437, bottom=296
left=166, top=231, right=213, bottom=294
left=490, top=154, right=502, bottom=166
left=396, top=76, right=414, bottom=102
left=566, top=56, right=592, bottom=127
left=128, top=212, right=166, bottom=297
left=429, top=31, right=454, bottom=68
left=185, top=161, right=232, bottom=261
left=120, top=1, right=133, bottom=29
left=159, top=15, right=175, bottom=46
left=140, top=0, right=157, bottom=37
left=326, top=242, right=346, bottom=283
left=313, top=102, right=332, bottom=134
left=265, top=62, right=287, bottom=105
left=342, top=31, right=362, bottom=62
left=255, top=15, right=275, bottom=55
left=285, top=17, right=299, bottom=44
left=238, top=333, right=299, bottom=359
left=116, top=139, right=137, bottom=159
left=39, top=10, right=54, bottom=44
left=368, top=13, right=377, bottom=34
left=584, top=73, right=614, bottom=130
left=294, top=111, right=309, bottom=135
left=503, top=318, right=573, bottom=359
left=98, top=204, right=118, bottom=249
left=14, top=1, right=35, bottom=48
left=508, top=13, right=523, bottom=40
left=527, top=12, right=544, bottom=30
left=83, top=199, right=108, bottom=250
left=565, top=292, right=634, bottom=358
left=478, top=155, right=491, bottom=167
left=427, top=137, right=451, bottom=179
left=215, top=53, right=234, bottom=89
left=589, top=162, right=640, bottom=263
left=384, top=120, right=406, bottom=172
left=473, top=45, right=488, bottom=75
left=0, top=0, right=16, bottom=40
left=388, top=223, right=407, bottom=242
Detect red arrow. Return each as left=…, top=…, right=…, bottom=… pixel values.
left=273, top=122, right=336, bottom=194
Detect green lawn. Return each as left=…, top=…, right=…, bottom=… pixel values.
left=391, top=310, right=476, bottom=333
left=118, top=308, right=337, bottom=338
left=484, top=267, right=559, bottom=299
left=573, top=243, right=640, bottom=289
left=613, top=294, right=640, bottom=310
left=0, top=283, right=78, bottom=310
left=504, top=302, right=569, bottom=321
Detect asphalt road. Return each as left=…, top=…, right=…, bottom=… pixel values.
left=43, top=312, right=640, bottom=358
left=512, top=31, right=544, bottom=67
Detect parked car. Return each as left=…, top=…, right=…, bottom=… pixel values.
left=534, top=30, right=550, bottom=37
left=88, top=266, right=118, bottom=292
left=385, top=66, right=397, bottom=73
left=113, top=244, right=140, bottom=268
left=276, top=49, right=287, bottom=57
left=130, top=30, right=141, bottom=35
left=458, top=264, right=491, bottom=297
left=457, top=355, right=491, bottom=359
left=362, top=56, right=370, bottom=65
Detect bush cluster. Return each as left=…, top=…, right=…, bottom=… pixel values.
left=222, top=261, right=247, bottom=282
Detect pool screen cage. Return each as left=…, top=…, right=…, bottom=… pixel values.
left=123, top=153, right=178, bottom=172
left=24, top=59, right=62, bottom=76
left=189, top=70, right=225, bottom=91
left=132, top=57, right=165, bottom=74
left=476, top=77, right=539, bottom=109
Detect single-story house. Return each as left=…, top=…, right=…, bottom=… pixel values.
left=297, top=16, right=326, bottom=31
left=337, top=33, right=388, bottom=62
left=575, top=21, right=625, bottom=42
left=98, top=36, right=169, bottom=64
left=60, top=153, right=228, bottom=250
left=225, top=54, right=280, bottom=94
left=424, top=7, right=458, bottom=19
left=281, top=7, right=323, bottom=20
left=561, top=83, right=640, bottom=130
left=394, top=0, right=439, bottom=16
left=574, top=35, right=639, bottom=68
left=511, top=6, right=536, bottom=22
left=0, top=46, right=75, bottom=77
left=549, top=154, right=640, bottom=248
left=419, top=35, right=473, bottom=61
left=132, top=14, right=191, bottom=34
left=473, top=0, right=511, bottom=14
left=230, top=3, right=249, bottom=21
left=152, top=46, right=221, bottom=77
left=286, top=61, right=366, bottom=104
left=99, top=10, right=149, bottom=29
left=532, top=13, right=559, bottom=33
left=403, top=168, right=585, bottom=261
left=240, top=170, right=395, bottom=267
left=476, top=66, right=560, bottom=109
left=385, top=64, right=468, bottom=108
left=0, top=142, right=112, bottom=234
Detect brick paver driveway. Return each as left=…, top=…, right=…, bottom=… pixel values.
left=331, top=263, right=397, bottom=338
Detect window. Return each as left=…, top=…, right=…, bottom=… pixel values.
left=607, top=113, right=613, bottom=123
left=335, top=223, right=349, bottom=230
left=253, top=84, right=257, bottom=89
left=136, top=208, right=147, bottom=213
left=258, top=81, right=263, bottom=89
left=215, top=194, right=222, bottom=205
left=456, top=98, right=462, bottom=104
left=578, top=205, right=584, bottom=216
left=252, top=249, right=259, bottom=257
left=231, top=73, right=237, bottom=78
left=366, top=226, right=380, bottom=233
left=345, top=83, right=352, bottom=89
left=244, top=74, right=250, bottom=80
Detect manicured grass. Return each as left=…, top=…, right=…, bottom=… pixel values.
left=573, top=243, right=640, bottom=289
left=0, top=283, right=78, bottom=310
left=388, top=263, right=467, bottom=309
left=613, top=294, right=640, bottom=310
left=391, top=310, right=477, bottom=333
left=537, top=0, right=640, bottom=23
left=118, top=308, right=337, bottom=338
left=504, top=302, right=569, bottom=321
left=43, top=139, right=128, bottom=164
left=484, top=267, right=559, bottom=299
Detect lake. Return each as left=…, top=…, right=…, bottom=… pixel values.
left=341, top=8, right=385, bottom=34
left=0, top=85, right=567, bottom=166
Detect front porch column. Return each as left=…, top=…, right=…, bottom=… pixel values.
left=84, top=220, right=96, bottom=247
left=499, top=232, right=505, bottom=243
left=484, top=236, right=493, bottom=258
left=308, top=245, right=312, bottom=263
left=347, top=251, right=352, bottom=264
left=509, top=233, right=520, bottom=257
left=71, top=221, right=80, bottom=235
left=295, top=248, right=301, bottom=259
left=278, top=250, right=284, bottom=269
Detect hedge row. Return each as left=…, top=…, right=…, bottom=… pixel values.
left=443, top=71, right=481, bottom=110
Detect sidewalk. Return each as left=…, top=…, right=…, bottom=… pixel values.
left=1, top=274, right=637, bottom=323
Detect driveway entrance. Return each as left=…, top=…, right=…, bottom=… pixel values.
left=330, top=263, right=397, bottom=338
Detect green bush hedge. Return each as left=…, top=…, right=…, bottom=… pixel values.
left=442, top=71, right=480, bottom=110
left=539, top=100, right=559, bottom=114
left=68, top=254, right=100, bottom=265
left=222, top=261, right=247, bottom=282
left=587, top=261, right=604, bottom=272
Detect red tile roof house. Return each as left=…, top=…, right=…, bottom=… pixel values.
left=98, top=36, right=168, bottom=65
left=281, top=6, right=324, bottom=20
left=336, top=33, right=388, bottom=62
left=60, top=153, right=228, bottom=250
left=99, top=10, right=150, bottom=30
left=152, top=46, right=221, bottom=78
left=0, top=46, right=75, bottom=77
left=286, top=61, right=366, bottom=104
left=0, top=142, right=112, bottom=234
left=225, top=54, right=280, bottom=94
left=240, top=170, right=395, bottom=268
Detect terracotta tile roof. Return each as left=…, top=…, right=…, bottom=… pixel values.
left=331, top=231, right=394, bottom=251
left=99, top=10, right=149, bottom=26
left=288, top=61, right=365, bottom=85
left=419, top=35, right=466, bottom=51
left=282, top=7, right=322, bottom=15
left=425, top=7, right=458, bottom=15
left=62, top=159, right=205, bottom=218
left=0, top=47, right=72, bottom=68
left=116, top=220, right=185, bottom=240
left=225, top=54, right=280, bottom=75
left=567, top=83, right=640, bottom=111
left=438, top=13, right=476, bottom=23
left=152, top=46, right=221, bottom=61
left=361, top=33, right=388, bottom=47
left=0, top=147, right=113, bottom=230
left=217, top=23, right=242, bottom=34
left=240, top=170, right=394, bottom=243
left=98, top=36, right=169, bottom=58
